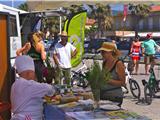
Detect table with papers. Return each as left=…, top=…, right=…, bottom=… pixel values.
left=43, top=86, right=150, bottom=120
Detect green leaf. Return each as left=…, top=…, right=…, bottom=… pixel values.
left=84, top=60, right=112, bottom=90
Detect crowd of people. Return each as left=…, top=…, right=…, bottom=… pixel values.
left=10, top=30, right=160, bottom=119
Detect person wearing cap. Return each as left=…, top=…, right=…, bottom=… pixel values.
left=97, top=42, right=126, bottom=107
left=141, top=33, right=160, bottom=75
left=16, top=32, right=46, bottom=82
left=11, top=55, right=55, bottom=120
left=53, top=31, right=77, bottom=85
left=129, top=35, right=142, bottom=75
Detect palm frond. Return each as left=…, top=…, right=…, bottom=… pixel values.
left=85, top=61, right=112, bottom=90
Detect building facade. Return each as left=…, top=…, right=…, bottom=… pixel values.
left=112, top=6, right=160, bottom=32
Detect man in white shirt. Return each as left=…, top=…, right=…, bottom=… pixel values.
left=11, top=55, right=55, bottom=120
left=53, top=31, right=77, bottom=85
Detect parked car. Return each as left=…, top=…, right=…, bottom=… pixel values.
left=86, top=38, right=111, bottom=53
left=117, top=39, right=132, bottom=50
left=84, top=40, right=90, bottom=53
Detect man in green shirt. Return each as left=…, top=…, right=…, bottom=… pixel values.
left=141, top=33, right=160, bottom=75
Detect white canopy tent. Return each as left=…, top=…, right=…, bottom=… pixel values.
left=124, top=32, right=160, bottom=38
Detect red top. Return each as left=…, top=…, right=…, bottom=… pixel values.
left=131, top=41, right=141, bottom=55
left=130, top=41, right=141, bottom=61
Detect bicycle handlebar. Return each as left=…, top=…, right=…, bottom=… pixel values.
left=119, top=55, right=128, bottom=63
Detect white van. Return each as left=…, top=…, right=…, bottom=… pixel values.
left=0, top=4, right=26, bottom=66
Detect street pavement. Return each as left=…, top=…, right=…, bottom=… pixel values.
left=81, top=59, right=160, bottom=120
left=122, top=63, right=160, bottom=120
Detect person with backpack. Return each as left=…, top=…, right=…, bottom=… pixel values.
left=97, top=42, right=126, bottom=107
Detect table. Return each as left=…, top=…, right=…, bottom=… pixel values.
left=44, top=100, right=150, bottom=120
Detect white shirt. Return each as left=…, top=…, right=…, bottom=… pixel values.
left=10, top=77, right=55, bottom=120
left=54, top=42, right=76, bottom=68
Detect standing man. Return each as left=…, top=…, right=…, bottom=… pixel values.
left=53, top=31, right=77, bottom=85
left=142, top=33, right=160, bottom=75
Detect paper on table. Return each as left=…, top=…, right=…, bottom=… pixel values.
left=78, top=99, right=94, bottom=105
left=66, top=111, right=111, bottom=120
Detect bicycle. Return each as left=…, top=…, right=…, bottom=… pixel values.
left=70, top=55, right=99, bottom=88
left=120, top=56, right=141, bottom=99
left=141, top=64, right=160, bottom=105
left=71, top=59, right=89, bottom=88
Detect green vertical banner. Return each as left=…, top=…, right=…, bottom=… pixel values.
left=63, top=19, right=68, bottom=32
left=66, top=11, right=87, bottom=67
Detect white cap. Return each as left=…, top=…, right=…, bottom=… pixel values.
left=15, top=55, right=35, bottom=74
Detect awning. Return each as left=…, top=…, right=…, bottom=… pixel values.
left=124, top=32, right=160, bottom=37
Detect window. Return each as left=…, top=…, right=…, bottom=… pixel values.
left=148, top=18, right=153, bottom=30
left=9, top=15, right=18, bottom=36
left=139, top=20, right=143, bottom=30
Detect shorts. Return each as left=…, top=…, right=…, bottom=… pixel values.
left=144, top=54, right=155, bottom=64
left=131, top=56, right=140, bottom=61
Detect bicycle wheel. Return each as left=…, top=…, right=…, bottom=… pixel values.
left=155, top=80, right=160, bottom=92
left=71, top=72, right=88, bottom=88
left=71, top=73, right=79, bottom=86
left=129, top=79, right=141, bottom=99
left=144, top=84, right=152, bottom=105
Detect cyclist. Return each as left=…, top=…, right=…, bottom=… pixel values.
left=141, top=33, right=160, bottom=75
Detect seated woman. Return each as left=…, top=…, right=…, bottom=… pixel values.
left=97, top=42, right=126, bottom=107
left=16, top=31, right=46, bottom=82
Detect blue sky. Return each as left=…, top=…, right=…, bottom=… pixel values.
left=110, top=4, right=123, bottom=11
left=0, top=0, right=26, bottom=8
left=0, top=0, right=123, bottom=11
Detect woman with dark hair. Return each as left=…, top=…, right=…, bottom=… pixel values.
left=129, top=35, right=141, bottom=75
left=16, top=32, right=46, bottom=82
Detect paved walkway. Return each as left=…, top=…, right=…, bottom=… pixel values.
left=123, top=64, right=160, bottom=120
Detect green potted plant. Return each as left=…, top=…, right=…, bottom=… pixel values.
left=85, top=61, right=112, bottom=109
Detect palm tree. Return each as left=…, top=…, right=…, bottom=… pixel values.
left=89, top=3, right=113, bottom=38
left=18, top=2, right=28, bottom=11
left=128, top=4, right=151, bottom=36
left=63, top=4, right=85, bottom=18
